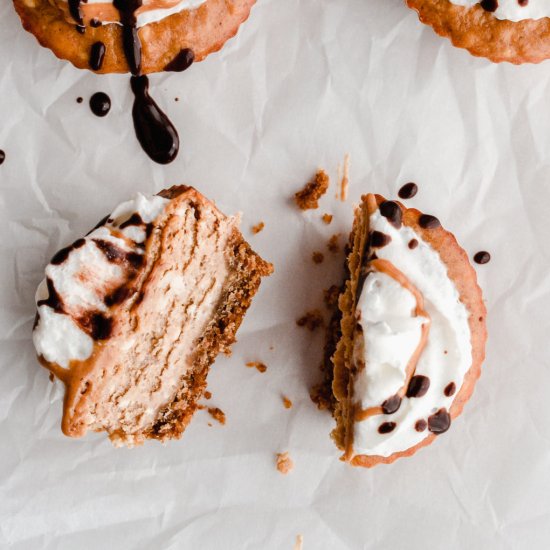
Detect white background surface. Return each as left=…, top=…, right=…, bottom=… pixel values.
left=1, top=0, right=549, bottom=548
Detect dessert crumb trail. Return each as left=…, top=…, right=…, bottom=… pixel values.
left=207, top=407, right=226, bottom=425
left=276, top=452, right=294, bottom=475
left=246, top=361, right=267, bottom=373
left=282, top=396, right=293, bottom=409
left=252, top=221, right=265, bottom=234
left=296, top=310, right=324, bottom=331
left=312, top=251, right=324, bottom=264
left=294, top=170, right=330, bottom=210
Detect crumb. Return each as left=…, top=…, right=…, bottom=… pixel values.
left=175, top=97, right=179, bottom=102
left=339, top=154, right=350, bottom=201
left=323, top=285, right=340, bottom=308
left=282, top=396, right=293, bottom=409
left=208, top=422, right=213, bottom=427
left=312, top=251, right=324, bottom=264
left=49, top=372, right=55, bottom=382
left=294, top=170, right=330, bottom=210
left=294, top=535, right=304, bottom=550
left=327, top=234, right=340, bottom=253
left=204, top=391, right=212, bottom=400
left=296, top=310, right=324, bottom=331
left=197, top=404, right=206, bottom=410
left=207, top=407, right=226, bottom=425
left=269, top=345, right=274, bottom=351
left=252, top=221, right=265, bottom=234
left=246, top=361, right=267, bottom=373
left=322, top=213, right=333, bottom=225
left=276, top=452, right=294, bottom=475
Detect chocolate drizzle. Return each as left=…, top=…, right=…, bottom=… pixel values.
left=37, top=278, right=64, bottom=314
left=428, top=408, right=451, bottom=434
left=406, top=375, right=430, bottom=398
left=130, top=76, right=180, bottom=164
left=0, top=150, right=5, bottom=165
left=90, top=42, right=106, bottom=71
left=398, top=182, right=418, bottom=200
left=371, top=231, right=391, bottom=248
left=119, top=213, right=143, bottom=229
left=165, top=48, right=195, bottom=72
left=89, top=92, right=111, bottom=117
left=50, top=238, right=86, bottom=265
left=382, top=395, right=402, bottom=415
left=378, top=422, right=396, bottom=434
left=474, top=251, right=491, bottom=265
left=68, top=0, right=85, bottom=27
left=379, top=201, right=402, bottom=229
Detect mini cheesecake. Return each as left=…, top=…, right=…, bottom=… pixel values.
left=13, top=0, right=256, bottom=74
left=33, top=185, right=272, bottom=447
left=407, top=0, right=550, bottom=64
left=329, top=194, right=486, bottom=467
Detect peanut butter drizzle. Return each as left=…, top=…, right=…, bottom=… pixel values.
left=351, top=258, right=431, bottom=423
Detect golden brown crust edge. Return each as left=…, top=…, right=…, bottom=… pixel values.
left=13, top=0, right=256, bottom=74
left=406, top=0, right=550, bottom=65
left=349, top=194, right=487, bottom=468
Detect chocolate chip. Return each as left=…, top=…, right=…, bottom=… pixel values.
left=408, top=239, right=418, bottom=249
left=382, top=395, right=402, bottom=415
left=474, top=251, right=491, bottom=264
left=379, top=201, right=402, bottom=229
left=419, top=214, right=440, bottom=229
left=480, top=0, right=498, bottom=11
left=428, top=408, right=451, bottom=434
left=406, top=375, right=430, bottom=398
left=371, top=231, right=392, bottom=248
left=398, top=182, right=418, bottom=200
left=444, top=382, right=456, bottom=397
left=378, top=422, right=396, bottom=434
left=415, top=419, right=427, bottom=432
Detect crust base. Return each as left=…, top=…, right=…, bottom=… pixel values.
left=13, top=0, right=256, bottom=74
left=406, top=0, right=550, bottom=64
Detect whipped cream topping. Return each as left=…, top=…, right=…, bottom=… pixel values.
left=33, top=193, right=169, bottom=369
left=56, top=0, right=206, bottom=28
left=351, top=210, right=472, bottom=458
left=450, top=0, right=550, bottom=22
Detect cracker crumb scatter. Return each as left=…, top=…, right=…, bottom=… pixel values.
left=294, top=535, right=304, bottom=550
left=204, top=391, right=212, bottom=400
left=312, top=251, right=324, bottom=264
left=246, top=361, right=267, bottom=373
left=283, top=396, right=293, bottom=409
left=207, top=407, right=226, bottom=425
left=296, top=310, right=324, bottom=331
left=294, top=170, right=330, bottom=210
left=327, top=234, right=340, bottom=253
left=339, top=154, right=350, bottom=201
left=324, top=285, right=340, bottom=308
left=276, top=452, right=294, bottom=475
left=322, top=213, right=333, bottom=225
left=252, top=221, right=265, bottom=234
left=208, top=422, right=213, bottom=427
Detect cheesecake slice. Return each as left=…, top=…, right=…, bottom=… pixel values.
left=33, top=185, right=272, bottom=447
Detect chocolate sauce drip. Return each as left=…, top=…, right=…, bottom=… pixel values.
left=444, top=382, right=456, bottom=397
left=119, top=213, right=144, bottom=229
left=68, top=0, right=85, bottom=26
left=474, top=251, right=491, bottom=265
left=87, top=214, right=111, bottom=235
left=90, top=41, right=106, bottom=71
left=33, top=312, right=40, bottom=330
left=50, top=238, right=86, bottom=265
left=90, top=92, right=111, bottom=117
left=408, top=239, right=418, bottom=250
left=93, top=239, right=143, bottom=268
left=76, top=25, right=85, bottom=34
left=113, top=0, right=143, bottom=75
left=165, top=48, right=195, bottom=72
left=398, top=182, right=418, bottom=200
left=370, top=231, right=391, bottom=248
left=382, top=395, right=402, bottom=415
left=0, top=150, right=5, bottom=165
left=130, top=76, right=179, bottom=164
left=378, top=422, right=396, bottom=434
left=90, top=18, right=101, bottom=27
left=379, top=201, right=402, bottom=229
left=406, top=375, right=431, bottom=398
left=419, top=214, right=440, bottom=229
left=428, top=408, right=451, bottom=434
left=37, top=278, right=64, bottom=314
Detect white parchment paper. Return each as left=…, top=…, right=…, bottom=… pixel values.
left=1, top=0, right=550, bottom=548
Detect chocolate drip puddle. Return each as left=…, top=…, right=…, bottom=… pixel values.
left=68, top=0, right=192, bottom=164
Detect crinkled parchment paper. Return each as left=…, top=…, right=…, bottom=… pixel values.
left=1, top=0, right=550, bottom=548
